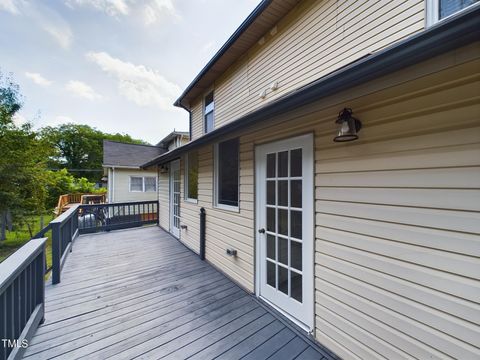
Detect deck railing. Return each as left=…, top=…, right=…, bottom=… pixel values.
left=0, top=238, right=46, bottom=360
left=0, top=200, right=159, bottom=358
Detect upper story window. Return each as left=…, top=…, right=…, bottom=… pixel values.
left=427, top=0, right=479, bottom=26
left=204, top=91, right=214, bottom=134
left=214, top=138, right=239, bottom=210
left=185, top=151, right=198, bottom=202
left=130, top=176, right=157, bottom=192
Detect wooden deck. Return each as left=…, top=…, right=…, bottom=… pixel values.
left=24, top=226, right=334, bottom=360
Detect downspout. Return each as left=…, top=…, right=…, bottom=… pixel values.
left=111, top=167, right=115, bottom=203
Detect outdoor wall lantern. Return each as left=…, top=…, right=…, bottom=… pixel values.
left=333, top=108, right=362, bottom=142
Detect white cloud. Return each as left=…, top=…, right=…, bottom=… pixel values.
left=66, top=80, right=102, bottom=100
left=86, top=51, right=180, bottom=109
left=66, top=0, right=178, bottom=25
left=25, top=72, right=52, bottom=87
left=0, top=0, right=18, bottom=14
left=143, top=0, right=178, bottom=25
left=41, top=21, right=73, bottom=49
left=66, top=0, right=129, bottom=17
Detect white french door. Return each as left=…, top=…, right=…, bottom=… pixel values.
left=255, top=134, right=314, bottom=331
left=170, top=160, right=181, bottom=238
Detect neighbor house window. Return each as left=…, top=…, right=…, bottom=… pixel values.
left=204, top=91, right=214, bottom=133
left=214, top=138, right=239, bottom=209
left=427, top=0, right=479, bottom=25
left=130, top=176, right=157, bottom=192
left=144, top=177, right=157, bottom=192
left=185, top=151, right=198, bottom=201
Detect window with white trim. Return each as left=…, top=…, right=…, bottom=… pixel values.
left=129, top=176, right=157, bottom=192
left=185, top=151, right=198, bottom=201
left=427, top=0, right=479, bottom=26
left=214, top=138, right=239, bottom=209
left=204, top=91, right=214, bottom=134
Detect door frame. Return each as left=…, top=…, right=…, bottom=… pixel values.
left=254, top=133, right=315, bottom=332
left=169, top=159, right=180, bottom=238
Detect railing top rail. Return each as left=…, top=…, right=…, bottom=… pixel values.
left=51, top=204, right=81, bottom=224
left=79, top=200, right=158, bottom=207
left=0, top=237, right=47, bottom=294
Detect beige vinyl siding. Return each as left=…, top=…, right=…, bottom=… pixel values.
left=111, top=169, right=158, bottom=203
left=191, top=100, right=203, bottom=140
left=158, top=169, right=169, bottom=230
left=170, top=44, right=479, bottom=358
left=190, top=0, right=425, bottom=137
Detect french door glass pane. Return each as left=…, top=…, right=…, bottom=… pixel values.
left=291, top=272, right=302, bottom=303
left=267, top=153, right=276, bottom=178
left=278, top=209, right=288, bottom=236
left=267, top=261, right=275, bottom=288
left=291, top=240, right=302, bottom=271
left=278, top=237, right=288, bottom=265
left=290, top=149, right=302, bottom=176
left=267, top=235, right=275, bottom=260
left=278, top=266, right=288, bottom=295
left=291, top=210, right=302, bottom=239
left=278, top=151, right=288, bottom=177
left=267, top=207, right=275, bottom=232
left=278, top=180, right=288, bottom=206
left=291, top=180, right=302, bottom=208
left=267, top=181, right=275, bottom=205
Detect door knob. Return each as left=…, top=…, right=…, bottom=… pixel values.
left=258, top=228, right=265, bottom=234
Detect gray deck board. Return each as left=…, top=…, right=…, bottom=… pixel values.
left=25, top=226, right=334, bottom=360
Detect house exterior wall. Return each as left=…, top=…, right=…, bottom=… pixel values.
left=190, top=0, right=425, bottom=140
left=110, top=168, right=158, bottom=203
left=169, top=44, right=480, bottom=359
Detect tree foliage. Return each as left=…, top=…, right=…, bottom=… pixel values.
left=40, top=124, right=148, bottom=181
left=44, top=169, right=105, bottom=209
left=0, top=73, right=52, bottom=239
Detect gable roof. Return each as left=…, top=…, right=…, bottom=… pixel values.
left=103, top=140, right=165, bottom=168
left=156, top=131, right=190, bottom=147
left=143, top=5, right=480, bottom=167
left=174, top=0, right=301, bottom=109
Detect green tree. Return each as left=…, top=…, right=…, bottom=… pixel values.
left=40, top=124, right=147, bottom=182
left=0, top=73, right=51, bottom=240
left=44, top=169, right=105, bottom=209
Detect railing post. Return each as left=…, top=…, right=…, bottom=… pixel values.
left=38, top=242, right=46, bottom=324
left=156, top=201, right=160, bottom=226
left=51, top=222, right=61, bottom=285
left=200, top=207, right=206, bottom=260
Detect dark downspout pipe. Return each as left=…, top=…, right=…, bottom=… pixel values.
left=199, top=207, right=206, bottom=260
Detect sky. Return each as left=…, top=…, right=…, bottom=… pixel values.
left=0, top=0, right=260, bottom=144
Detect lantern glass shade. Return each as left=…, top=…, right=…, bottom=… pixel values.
left=333, top=108, right=361, bottom=142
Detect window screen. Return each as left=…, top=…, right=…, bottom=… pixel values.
left=204, top=92, right=214, bottom=133
left=144, top=177, right=157, bottom=192
left=217, top=138, right=239, bottom=207
left=440, top=0, right=478, bottom=18
left=130, top=177, right=143, bottom=192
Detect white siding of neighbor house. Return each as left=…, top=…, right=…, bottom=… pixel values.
left=170, top=43, right=480, bottom=359
left=110, top=168, right=158, bottom=203
left=190, top=0, right=426, bottom=140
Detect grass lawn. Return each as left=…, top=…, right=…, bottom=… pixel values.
left=0, top=214, right=54, bottom=270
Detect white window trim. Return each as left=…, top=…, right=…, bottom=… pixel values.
left=213, top=140, right=240, bottom=212
left=184, top=154, right=198, bottom=204
left=203, top=90, right=215, bottom=134
left=426, top=0, right=480, bottom=27
left=129, top=176, right=157, bottom=193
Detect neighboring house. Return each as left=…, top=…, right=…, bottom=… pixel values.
left=103, top=133, right=190, bottom=203
left=103, top=140, right=164, bottom=203
left=143, top=1, right=480, bottom=359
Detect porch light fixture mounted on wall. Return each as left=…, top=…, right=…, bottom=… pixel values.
left=333, top=108, right=362, bottom=142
